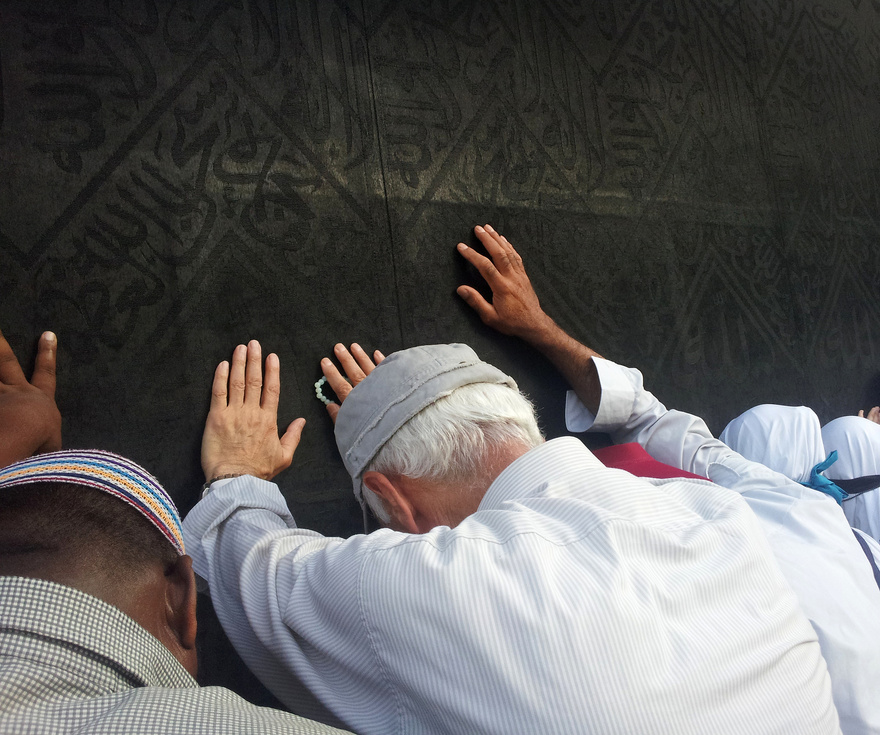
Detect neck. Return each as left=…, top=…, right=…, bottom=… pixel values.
left=403, top=441, right=537, bottom=531
left=0, top=548, right=199, bottom=678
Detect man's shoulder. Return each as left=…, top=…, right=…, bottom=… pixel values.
left=0, top=684, right=352, bottom=735
left=0, top=576, right=193, bottom=689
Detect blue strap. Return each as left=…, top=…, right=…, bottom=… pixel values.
left=799, top=451, right=849, bottom=504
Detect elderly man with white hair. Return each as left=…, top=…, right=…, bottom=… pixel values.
left=182, top=229, right=848, bottom=735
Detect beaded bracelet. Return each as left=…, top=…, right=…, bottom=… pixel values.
left=315, top=376, right=332, bottom=405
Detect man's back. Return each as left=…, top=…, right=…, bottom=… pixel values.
left=185, top=437, right=840, bottom=734
left=0, top=575, right=350, bottom=735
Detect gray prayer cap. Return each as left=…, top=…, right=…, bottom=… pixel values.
left=335, top=343, right=517, bottom=502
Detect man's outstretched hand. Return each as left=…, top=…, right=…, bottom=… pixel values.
left=201, top=340, right=305, bottom=482
left=456, top=224, right=557, bottom=342
left=320, top=343, right=385, bottom=424
left=456, top=224, right=604, bottom=415
left=0, top=328, right=61, bottom=468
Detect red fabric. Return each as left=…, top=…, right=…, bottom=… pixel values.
left=592, top=443, right=709, bottom=482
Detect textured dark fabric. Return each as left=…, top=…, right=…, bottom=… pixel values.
left=2, top=0, right=880, bottom=702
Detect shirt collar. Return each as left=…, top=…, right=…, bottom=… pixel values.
left=0, top=576, right=195, bottom=690
left=479, top=436, right=605, bottom=511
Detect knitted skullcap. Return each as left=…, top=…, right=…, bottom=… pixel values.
left=334, top=343, right=517, bottom=502
left=0, top=449, right=184, bottom=555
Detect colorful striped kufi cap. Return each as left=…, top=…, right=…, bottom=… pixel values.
left=0, top=449, right=184, bottom=555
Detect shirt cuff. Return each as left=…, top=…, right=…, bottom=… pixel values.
left=565, top=358, right=638, bottom=433
left=182, top=475, right=293, bottom=574
left=207, top=476, right=239, bottom=492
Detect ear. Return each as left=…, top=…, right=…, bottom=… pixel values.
left=164, top=554, right=198, bottom=677
left=363, top=471, right=419, bottom=534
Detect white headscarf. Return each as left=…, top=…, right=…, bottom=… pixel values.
left=719, top=404, right=825, bottom=484
left=822, top=416, right=880, bottom=541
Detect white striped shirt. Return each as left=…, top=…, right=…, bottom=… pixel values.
left=567, top=358, right=880, bottom=735
left=184, top=436, right=839, bottom=734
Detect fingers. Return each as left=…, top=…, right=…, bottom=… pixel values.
left=481, top=224, right=525, bottom=273
left=334, top=343, right=368, bottom=387
left=326, top=402, right=340, bottom=424
left=210, top=361, right=230, bottom=411
left=350, top=343, right=378, bottom=375
left=244, top=340, right=263, bottom=405
left=483, top=223, right=516, bottom=252
left=0, top=327, right=27, bottom=385
left=30, top=332, right=57, bottom=398
left=262, top=352, right=281, bottom=411
left=457, top=241, right=503, bottom=289
left=228, top=344, right=247, bottom=405
left=456, top=284, right=496, bottom=324
left=858, top=407, right=880, bottom=423
left=476, top=223, right=521, bottom=260
left=279, top=418, right=306, bottom=465
left=320, top=344, right=384, bottom=423
left=474, top=224, right=507, bottom=257
left=321, top=357, right=353, bottom=404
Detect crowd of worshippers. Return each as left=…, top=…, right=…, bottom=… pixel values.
left=2, top=224, right=880, bottom=735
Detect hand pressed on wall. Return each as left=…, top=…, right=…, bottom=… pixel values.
left=455, top=224, right=557, bottom=342
left=320, top=343, right=385, bottom=424
left=456, top=223, right=604, bottom=415
left=201, top=340, right=305, bottom=482
left=0, top=328, right=61, bottom=468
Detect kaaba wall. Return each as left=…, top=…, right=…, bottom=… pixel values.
left=2, top=0, right=880, bottom=706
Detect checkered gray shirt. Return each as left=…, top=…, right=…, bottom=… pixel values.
left=0, top=576, right=353, bottom=734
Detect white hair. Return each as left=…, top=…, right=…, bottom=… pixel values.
left=362, top=382, right=544, bottom=523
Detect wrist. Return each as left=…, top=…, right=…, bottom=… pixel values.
left=517, top=312, right=564, bottom=348
left=201, top=472, right=247, bottom=498
left=202, top=464, right=260, bottom=483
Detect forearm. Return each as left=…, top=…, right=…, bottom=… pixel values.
left=182, top=476, right=324, bottom=598
left=181, top=477, right=369, bottom=715
left=520, top=317, right=603, bottom=415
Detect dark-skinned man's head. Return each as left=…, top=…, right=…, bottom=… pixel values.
left=0, top=450, right=198, bottom=676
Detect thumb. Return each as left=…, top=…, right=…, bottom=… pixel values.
left=456, top=286, right=495, bottom=323
left=326, top=402, right=340, bottom=424
left=280, top=418, right=306, bottom=460
left=30, top=331, right=57, bottom=398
